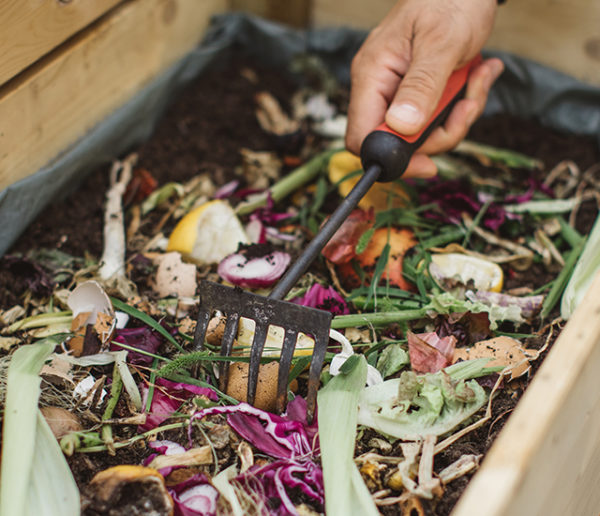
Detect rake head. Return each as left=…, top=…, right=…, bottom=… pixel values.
left=193, top=280, right=332, bottom=421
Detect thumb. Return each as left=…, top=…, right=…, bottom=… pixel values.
left=385, top=50, right=456, bottom=136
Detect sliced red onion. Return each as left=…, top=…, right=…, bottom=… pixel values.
left=174, top=483, right=219, bottom=516
left=218, top=250, right=291, bottom=288
left=245, top=218, right=266, bottom=244
left=139, top=378, right=217, bottom=432
left=148, top=439, right=186, bottom=455
left=213, top=180, right=239, bottom=199
left=167, top=473, right=219, bottom=516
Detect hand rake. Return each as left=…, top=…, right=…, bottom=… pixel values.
left=193, top=55, right=481, bottom=421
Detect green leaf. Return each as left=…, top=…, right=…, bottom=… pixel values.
left=561, top=214, right=600, bottom=319
left=1, top=340, right=79, bottom=516
left=28, top=413, right=80, bottom=516
left=318, top=355, right=378, bottom=516
left=140, top=182, right=184, bottom=215
left=355, top=227, right=375, bottom=255
left=376, top=344, right=409, bottom=378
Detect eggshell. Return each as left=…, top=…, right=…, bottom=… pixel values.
left=153, top=252, right=197, bottom=298
left=225, top=362, right=297, bottom=412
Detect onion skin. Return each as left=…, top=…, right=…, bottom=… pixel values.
left=217, top=250, right=291, bottom=288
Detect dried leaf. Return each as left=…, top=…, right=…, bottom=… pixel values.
left=453, top=336, right=536, bottom=381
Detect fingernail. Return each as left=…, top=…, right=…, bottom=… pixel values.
left=387, top=103, right=423, bottom=128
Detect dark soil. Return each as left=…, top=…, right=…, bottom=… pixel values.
left=1, top=58, right=598, bottom=516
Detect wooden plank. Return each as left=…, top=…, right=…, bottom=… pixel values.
left=486, top=0, right=600, bottom=86
left=230, top=0, right=310, bottom=27
left=453, top=271, right=600, bottom=516
left=0, top=0, right=227, bottom=191
left=310, top=0, right=600, bottom=86
left=311, top=0, right=391, bottom=28
left=0, top=0, right=124, bottom=86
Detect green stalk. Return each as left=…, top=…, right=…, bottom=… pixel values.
left=78, top=422, right=188, bottom=453
left=462, top=200, right=492, bottom=247
left=558, top=217, right=584, bottom=248
left=420, top=227, right=465, bottom=249
left=331, top=308, right=429, bottom=329
left=541, top=238, right=586, bottom=319
left=235, top=148, right=338, bottom=216
left=455, top=140, right=543, bottom=169
left=111, top=340, right=171, bottom=363
left=7, top=311, right=72, bottom=333
left=101, top=362, right=123, bottom=455
left=145, top=358, right=159, bottom=414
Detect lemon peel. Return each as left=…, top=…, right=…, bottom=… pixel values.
left=429, top=253, right=504, bottom=293
left=167, top=200, right=248, bottom=264
left=328, top=150, right=409, bottom=211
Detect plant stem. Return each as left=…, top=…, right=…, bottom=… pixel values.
left=235, top=148, right=339, bottom=216
left=558, top=217, right=584, bottom=248
left=6, top=311, right=72, bottom=333
left=419, top=227, right=465, bottom=249
left=331, top=308, right=429, bottom=329
left=111, top=340, right=171, bottom=363
left=462, top=200, right=491, bottom=247
left=145, top=358, right=159, bottom=414
left=541, top=238, right=586, bottom=319
left=101, top=362, right=123, bottom=455
left=78, top=422, right=188, bottom=453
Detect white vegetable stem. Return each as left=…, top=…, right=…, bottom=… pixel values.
left=99, top=154, right=136, bottom=281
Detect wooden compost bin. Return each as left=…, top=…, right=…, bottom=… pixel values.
left=1, top=1, right=599, bottom=515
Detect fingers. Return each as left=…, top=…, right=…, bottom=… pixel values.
left=418, top=58, right=504, bottom=155
left=403, top=153, right=438, bottom=179
left=385, top=37, right=461, bottom=136
left=345, top=62, right=400, bottom=155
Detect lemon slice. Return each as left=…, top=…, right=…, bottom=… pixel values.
left=167, top=199, right=248, bottom=264
left=429, top=253, right=503, bottom=292
left=236, top=317, right=314, bottom=358
left=328, top=151, right=409, bottom=211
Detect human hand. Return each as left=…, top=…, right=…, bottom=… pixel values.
left=346, top=0, right=504, bottom=178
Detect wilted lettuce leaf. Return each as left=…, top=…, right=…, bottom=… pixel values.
left=357, top=359, right=491, bottom=440
left=427, top=291, right=523, bottom=330
left=376, top=344, right=409, bottom=378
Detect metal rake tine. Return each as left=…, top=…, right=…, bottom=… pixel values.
left=218, top=312, right=240, bottom=392
left=305, top=331, right=329, bottom=424
left=275, top=330, right=298, bottom=414
left=193, top=306, right=212, bottom=351
left=247, top=322, right=269, bottom=406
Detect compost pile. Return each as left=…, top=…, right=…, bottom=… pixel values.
left=1, top=58, right=599, bottom=516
